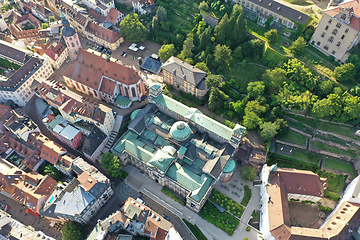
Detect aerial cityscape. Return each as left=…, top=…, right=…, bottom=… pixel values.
left=0, top=0, right=360, bottom=238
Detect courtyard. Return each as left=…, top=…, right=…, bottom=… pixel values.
left=288, top=202, right=329, bottom=228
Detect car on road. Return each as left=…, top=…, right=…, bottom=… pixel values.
left=123, top=52, right=128, bottom=57
left=119, top=201, right=125, bottom=207
left=162, top=214, right=170, bottom=221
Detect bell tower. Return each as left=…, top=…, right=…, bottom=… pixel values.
left=61, top=13, right=80, bottom=60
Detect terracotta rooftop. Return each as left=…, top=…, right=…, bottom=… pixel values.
left=0, top=104, right=12, bottom=125
left=88, top=8, right=106, bottom=23
left=77, top=171, right=97, bottom=191
left=41, top=141, right=67, bottom=164
left=44, top=42, right=66, bottom=61
left=63, top=49, right=141, bottom=90
left=85, top=21, right=121, bottom=43
left=106, top=8, right=123, bottom=24
left=325, top=0, right=360, bottom=31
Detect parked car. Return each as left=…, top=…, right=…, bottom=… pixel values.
left=123, top=52, right=128, bottom=57
left=119, top=201, right=125, bottom=207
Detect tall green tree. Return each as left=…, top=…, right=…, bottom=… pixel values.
left=214, top=44, right=232, bottom=72
left=245, top=100, right=266, bottom=116
left=156, top=6, right=167, bottom=21
left=214, top=13, right=230, bottom=44
left=208, top=88, right=228, bottom=112
left=265, top=29, right=278, bottom=44
left=333, top=63, right=355, bottom=82
left=312, top=94, right=342, bottom=118
left=243, top=111, right=262, bottom=130
left=100, top=152, right=125, bottom=179
left=179, top=33, right=194, bottom=59
left=120, top=13, right=147, bottom=42
left=205, top=74, right=222, bottom=88
left=289, top=37, right=307, bottom=55
left=240, top=166, right=256, bottom=182
left=194, top=62, right=209, bottom=72
left=61, top=221, right=87, bottom=240
left=159, top=44, right=176, bottom=62
left=247, top=81, right=265, bottom=99
left=343, top=96, right=360, bottom=120
left=231, top=13, right=248, bottom=46
left=200, top=26, right=212, bottom=49
left=262, top=68, right=287, bottom=94
left=259, top=122, right=278, bottom=142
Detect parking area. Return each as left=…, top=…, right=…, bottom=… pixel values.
left=1, top=194, right=62, bottom=240
left=279, top=144, right=294, bottom=157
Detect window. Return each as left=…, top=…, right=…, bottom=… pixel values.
left=324, top=45, right=329, bottom=50
left=345, top=28, right=349, bottom=33
left=328, top=19, right=332, bottom=24
left=325, top=25, right=329, bottom=30
left=71, top=43, right=75, bottom=48
left=69, top=37, right=72, bottom=41
left=341, top=14, right=346, bottom=20
left=341, top=35, right=345, bottom=39
left=328, top=37, right=334, bottom=42
left=337, top=42, right=341, bottom=47
left=76, top=41, right=79, bottom=46
left=332, top=50, right=336, bottom=54
left=321, top=32, right=325, bottom=38
left=336, top=23, right=342, bottom=28
left=332, top=29, right=337, bottom=35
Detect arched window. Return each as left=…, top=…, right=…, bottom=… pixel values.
left=131, top=87, right=136, bottom=97
left=124, top=87, right=128, bottom=96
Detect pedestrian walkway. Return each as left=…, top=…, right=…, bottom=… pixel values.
left=120, top=165, right=261, bottom=240
left=103, top=115, right=123, bottom=153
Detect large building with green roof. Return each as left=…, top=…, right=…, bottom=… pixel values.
left=111, top=84, right=246, bottom=213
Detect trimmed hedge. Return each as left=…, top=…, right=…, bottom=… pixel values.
left=241, top=185, right=252, bottom=207
left=324, top=190, right=340, bottom=201
left=161, top=187, right=186, bottom=206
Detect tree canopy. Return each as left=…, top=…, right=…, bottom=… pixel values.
left=159, top=44, right=176, bottom=62
left=333, top=63, right=355, bottom=82
left=259, top=122, right=278, bottom=142
left=61, top=221, right=87, bottom=240
left=205, top=74, right=222, bottom=88
left=100, top=152, right=125, bottom=179
left=120, top=13, right=147, bottom=42
left=265, top=29, right=278, bottom=44
left=240, top=166, right=256, bottom=182
left=214, top=44, right=232, bottom=72
left=289, top=37, right=307, bottom=55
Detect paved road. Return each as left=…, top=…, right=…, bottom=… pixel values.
left=141, top=195, right=196, bottom=240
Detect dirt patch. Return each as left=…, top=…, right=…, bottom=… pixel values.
left=289, top=202, right=328, bottom=228
left=245, top=130, right=265, bottom=149
left=318, top=198, right=337, bottom=209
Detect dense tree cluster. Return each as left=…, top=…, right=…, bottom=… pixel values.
left=100, top=152, right=126, bottom=179
left=61, top=221, right=87, bottom=240
left=120, top=13, right=147, bottom=42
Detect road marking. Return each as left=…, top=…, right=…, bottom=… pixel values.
left=141, top=188, right=183, bottom=217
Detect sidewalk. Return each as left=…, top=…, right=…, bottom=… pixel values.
left=121, top=165, right=261, bottom=240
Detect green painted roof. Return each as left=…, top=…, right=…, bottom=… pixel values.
left=233, top=124, right=246, bottom=136
left=170, top=121, right=191, bottom=141
left=48, top=115, right=64, bottom=130
left=223, top=158, right=236, bottom=173
left=130, top=109, right=141, bottom=121
left=190, top=113, right=233, bottom=141
left=178, top=146, right=187, bottom=155
left=115, top=95, right=131, bottom=106
left=155, top=94, right=195, bottom=118
left=149, top=149, right=175, bottom=172
left=166, top=162, right=214, bottom=202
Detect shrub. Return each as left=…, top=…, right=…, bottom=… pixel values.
left=162, top=187, right=186, bottom=206
left=324, top=190, right=340, bottom=201
left=246, top=226, right=251, bottom=232
left=318, top=205, right=332, bottom=212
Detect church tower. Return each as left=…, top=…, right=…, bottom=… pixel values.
left=61, top=13, right=80, bottom=60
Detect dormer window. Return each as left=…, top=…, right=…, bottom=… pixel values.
left=336, top=23, right=342, bottom=28
left=332, top=29, right=337, bottom=35
left=328, top=19, right=332, bottom=24
left=345, top=28, right=349, bottom=33
left=341, top=14, right=346, bottom=20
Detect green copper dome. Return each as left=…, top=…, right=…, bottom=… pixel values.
left=223, top=158, right=236, bottom=173
left=170, top=121, right=191, bottom=141
left=131, top=109, right=141, bottom=121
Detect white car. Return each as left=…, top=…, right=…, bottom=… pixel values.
left=139, top=46, right=145, bottom=50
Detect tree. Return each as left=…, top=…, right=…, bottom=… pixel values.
left=199, top=1, right=209, bottom=11
left=275, top=118, right=289, bottom=137
left=245, top=100, right=266, bottom=116
left=242, top=39, right=264, bottom=58
left=232, top=46, right=243, bottom=61
left=61, top=221, right=87, bottom=240
left=262, top=68, right=287, bottom=94
left=231, top=13, right=248, bottom=46
left=265, top=29, right=278, bottom=44
left=159, top=44, right=176, bottom=62
left=214, top=44, right=232, bottom=72
left=319, top=80, right=334, bottom=97
left=205, top=74, right=222, bottom=88
left=208, top=88, right=228, bottom=112
left=247, top=81, right=265, bottom=99
left=151, top=16, right=160, bottom=29
left=199, top=26, right=212, bottom=49
left=42, top=23, right=49, bottom=29
left=180, top=33, right=194, bottom=59
left=243, top=111, right=262, bottom=130
left=156, top=6, right=167, bottom=21
left=214, top=13, right=230, bottom=44
left=259, top=122, right=278, bottom=142
left=312, top=94, right=342, bottom=118
left=120, top=13, right=147, bottom=42
left=194, top=62, right=209, bottom=72
left=240, top=166, right=256, bottom=182
left=333, top=63, right=355, bottom=82
left=343, top=96, right=360, bottom=120
left=49, top=15, right=55, bottom=23
left=289, top=37, right=307, bottom=55
left=44, top=165, right=63, bottom=180
left=100, top=152, right=125, bottom=179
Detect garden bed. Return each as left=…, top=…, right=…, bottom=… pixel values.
left=183, top=219, right=207, bottom=240
left=161, top=187, right=186, bottom=206
left=199, top=201, right=240, bottom=236
left=209, top=189, right=245, bottom=218
left=241, top=185, right=252, bottom=207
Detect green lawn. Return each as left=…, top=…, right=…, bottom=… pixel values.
left=285, top=113, right=318, bottom=128
left=210, top=190, right=245, bottom=218
left=269, top=154, right=320, bottom=172
left=318, top=170, right=347, bottom=193
left=161, top=187, right=186, bottom=206
left=323, top=157, right=357, bottom=179
left=183, top=219, right=207, bottom=240
left=317, top=122, right=360, bottom=141
left=286, top=118, right=314, bottom=135
left=226, top=63, right=267, bottom=94
left=199, top=201, right=240, bottom=236
left=241, top=185, right=252, bottom=207
left=277, top=130, right=307, bottom=146
left=311, top=141, right=357, bottom=158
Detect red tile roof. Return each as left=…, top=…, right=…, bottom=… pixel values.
left=44, top=42, right=66, bottom=61
left=41, top=141, right=67, bottom=164
left=85, top=21, right=121, bottom=43
left=325, top=0, right=360, bottom=31
left=106, top=8, right=123, bottom=24
left=89, top=8, right=106, bottom=22
left=63, top=49, right=142, bottom=90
